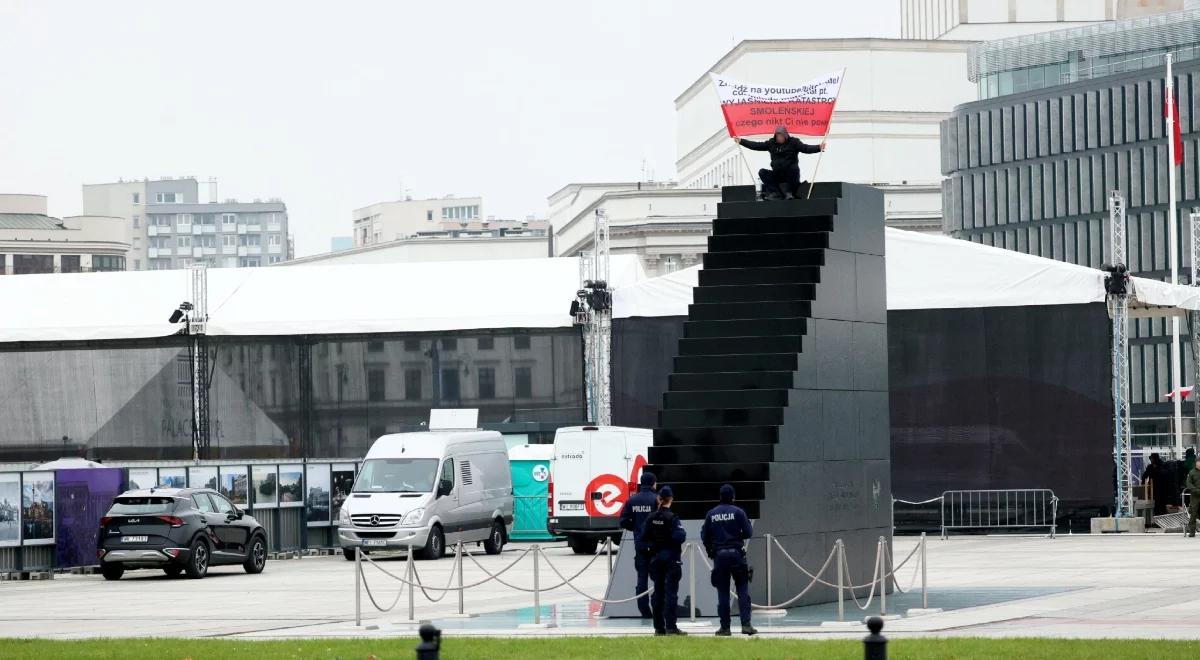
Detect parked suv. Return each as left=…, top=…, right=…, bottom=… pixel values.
left=97, top=487, right=268, bottom=580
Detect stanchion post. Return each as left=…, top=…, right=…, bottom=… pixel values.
left=837, top=539, right=845, bottom=622
left=456, top=541, right=465, bottom=616
left=878, top=537, right=886, bottom=616
left=920, top=532, right=928, bottom=610
left=606, top=536, right=613, bottom=577
left=355, top=546, right=362, bottom=627
left=688, top=543, right=697, bottom=623
left=765, top=532, right=773, bottom=608
left=407, top=544, right=416, bottom=622
left=533, top=544, right=541, bottom=626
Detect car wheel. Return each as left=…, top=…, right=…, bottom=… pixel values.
left=342, top=547, right=358, bottom=561
left=419, top=525, right=444, bottom=560
left=242, top=535, right=267, bottom=574
left=483, top=520, right=505, bottom=555
left=568, top=536, right=599, bottom=555
left=162, top=566, right=183, bottom=578
left=185, top=538, right=210, bottom=579
left=101, top=564, right=124, bottom=581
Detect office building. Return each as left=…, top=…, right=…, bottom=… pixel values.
left=901, top=0, right=1186, bottom=41
left=0, top=194, right=130, bottom=274
left=82, top=177, right=293, bottom=270
left=353, top=195, right=483, bottom=247
left=940, top=8, right=1200, bottom=432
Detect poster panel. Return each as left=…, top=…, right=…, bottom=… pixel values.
left=126, top=468, right=158, bottom=491
left=0, top=473, right=20, bottom=547
left=252, top=465, right=278, bottom=509
left=306, top=464, right=331, bottom=526
left=278, top=465, right=304, bottom=508
left=188, top=466, right=218, bottom=491
left=219, top=466, right=250, bottom=508
left=158, top=467, right=186, bottom=489
left=22, top=471, right=55, bottom=545
left=331, top=463, right=356, bottom=525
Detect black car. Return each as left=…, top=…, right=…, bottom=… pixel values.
left=97, top=487, right=267, bottom=580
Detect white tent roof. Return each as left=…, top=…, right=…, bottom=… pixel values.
left=0, top=230, right=1196, bottom=345
left=613, top=228, right=1200, bottom=318
left=0, top=256, right=645, bottom=343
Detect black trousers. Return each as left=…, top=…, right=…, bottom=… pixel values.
left=759, top=165, right=804, bottom=197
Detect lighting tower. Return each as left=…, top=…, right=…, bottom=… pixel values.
left=572, top=210, right=612, bottom=425
left=1105, top=191, right=1132, bottom=521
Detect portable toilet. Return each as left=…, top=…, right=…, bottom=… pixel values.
left=508, top=443, right=555, bottom=541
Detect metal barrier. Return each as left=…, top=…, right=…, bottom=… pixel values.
left=352, top=533, right=933, bottom=626
left=940, top=489, right=1058, bottom=539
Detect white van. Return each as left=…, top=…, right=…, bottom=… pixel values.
left=547, top=425, right=653, bottom=554
left=338, top=431, right=513, bottom=560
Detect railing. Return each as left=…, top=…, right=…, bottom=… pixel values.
left=940, top=489, right=1058, bottom=540
left=352, top=533, right=933, bottom=627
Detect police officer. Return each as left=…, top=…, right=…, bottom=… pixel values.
left=618, top=471, right=658, bottom=618
left=1187, top=458, right=1200, bottom=538
left=637, top=485, right=687, bottom=635
left=700, top=484, right=757, bottom=636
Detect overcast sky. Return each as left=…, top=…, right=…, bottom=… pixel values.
left=0, top=1, right=900, bottom=256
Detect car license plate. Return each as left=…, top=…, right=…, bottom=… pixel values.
left=121, top=536, right=148, bottom=543
left=362, top=539, right=388, bottom=547
left=559, top=502, right=585, bottom=511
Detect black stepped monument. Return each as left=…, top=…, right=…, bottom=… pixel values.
left=647, top=182, right=891, bottom=607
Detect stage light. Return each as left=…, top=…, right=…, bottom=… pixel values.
left=168, top=309, right=184, bottom=324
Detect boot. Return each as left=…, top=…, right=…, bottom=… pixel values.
left=667, top=628, right=688, bottom=636
left=763, top=191, right=783, bottom=201
left=742, top=624, right=758, bottom=636
left=781, top=183, right=795, bottom=200
left=715, top=627, right=732, bottom=636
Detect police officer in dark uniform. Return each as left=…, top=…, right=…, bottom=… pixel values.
left=618, top=471, right=658, bottom=618
left=637, top=485, right=687, bottom=635
left=700, top=484, right=757, bottom=636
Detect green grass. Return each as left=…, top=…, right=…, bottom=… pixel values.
left=0, top=637, right=1193, bottom=660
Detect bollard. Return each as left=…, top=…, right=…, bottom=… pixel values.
left=688, top=543, right=697, bottom=623
left=355, top=546, right=362, bottom=627
left=878, top=537, right=886, bottom=617
left=455, top=542, right=465, bottom=616
left=863, top=616, right=887, bottom=660
left=533, top=544, right=541, bottom=625
left=415, top=623, right=441, bottom=660
left=920, top=532, right=928, bottom=610
left=765, top=532, right=773, bottom=608
left=836, top=539, right=845, bottom=622
left=407, top=544, right=416, bottom=622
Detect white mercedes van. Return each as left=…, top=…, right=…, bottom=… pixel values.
left=338, top=430, right=514, bottom=560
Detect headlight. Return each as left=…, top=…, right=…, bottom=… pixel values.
left=401, top=508, right=425, bottom=526
left=339, top=507, right=351, bottom=524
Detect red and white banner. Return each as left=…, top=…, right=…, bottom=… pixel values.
left=709, top=69, right=844, bottom=138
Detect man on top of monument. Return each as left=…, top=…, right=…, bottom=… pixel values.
left=733, top=125, right=826, bottom=201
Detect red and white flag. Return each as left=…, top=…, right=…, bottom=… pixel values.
left=709, top=69, right=845, bottom=138
left=1164, top=386, right=1193, bottom=400
left=1166, top=90, right=1183, bottom=167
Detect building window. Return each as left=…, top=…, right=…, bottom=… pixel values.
left=177, top=236, right=192, bottom=248
left=268, top=234, right=282, bottom=246
left=441, top=369, right=461, bottom=401
left=154, top=215, right=172, bottom=226
left=441, top=338, right=457, bottom=351
left=368, top=369, right=386, bottom=402
left=514, top=334, right=531, bottom=350
left=404, top=339, right=421, bottom=352
left=222, top=213, right=237, bottom=228
left=91, top=255, right=125, bottom=272
left=478, top=336, right=494, bottom=350
left=367, top=341, right=384, bottom=353
left=239, top=257, right=261, bottom=267
left=239, top=235, right=261, bottom=246
left=132, top=214, right=140, bottom=228
left=427, top=210, right=433, bottom=221
left=132, top=192, right=140, bottom=204
left=155, top=192, right=179, bottom=203
left=133, top=259, right=141, bottom=270
left=176, top=213, right=192, bottom=227
left=269, top=256, right=280, bottom=264
left=60, top=255, right=81, bottom=273
left=405, top=369, right=422, bottom=400
left=515, top=367, right=532, bottom=398
left=478, top=367, right=496, bottom=400
left=132, top=237, right=141, bottom=247
left=222, top=235, right=237, bottom=247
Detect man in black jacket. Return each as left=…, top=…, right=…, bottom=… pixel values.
left=734, top=125, right=826, bottom=200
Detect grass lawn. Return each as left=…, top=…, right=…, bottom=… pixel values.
left=0, top=637, right=1193, bottom=659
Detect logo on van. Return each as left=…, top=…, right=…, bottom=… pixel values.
left=559, top=453, right=584, bottom=460
left=532, top=465, right=549, bottom=482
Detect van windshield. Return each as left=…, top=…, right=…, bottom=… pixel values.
left=354, top=458, right=439, bottom=493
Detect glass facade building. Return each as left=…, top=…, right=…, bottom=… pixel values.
left=941, top=10, right=1200, bottom=442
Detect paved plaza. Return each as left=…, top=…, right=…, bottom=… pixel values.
left=2, top=535, right=1199, bottom=639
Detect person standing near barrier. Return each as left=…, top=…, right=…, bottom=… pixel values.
left=700, top=484, right=758, bottom=636
left=638, top=485, right=687, bottom=636
left=618, top=471, right=658, bottom=619
left=1186, top=459, right=1200, bottom=537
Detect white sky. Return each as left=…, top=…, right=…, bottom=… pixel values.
left=0, top=1, right=900, bottom=256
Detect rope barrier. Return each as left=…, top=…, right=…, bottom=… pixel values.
left=537, top=547, right=654, bottom=604
left=360, top=561, right=407, bottom=612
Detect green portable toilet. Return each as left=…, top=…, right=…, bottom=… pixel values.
left=508, top=444, right=555, bottom=541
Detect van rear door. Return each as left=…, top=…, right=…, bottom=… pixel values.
left=552, top=431, right=591, bottom=518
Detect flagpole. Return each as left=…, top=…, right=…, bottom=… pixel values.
left=1167, top=52, right=1184, bottom=458
left=735, top=145, right=757, bottom=187
left=807, top=68, right=847, bottom=199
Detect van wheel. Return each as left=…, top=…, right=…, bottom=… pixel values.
left=568, top=535, right=598, bottom=555
left=483, top=520, right=505, bottom=555
left=419, top=525, right=445, bottom=560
